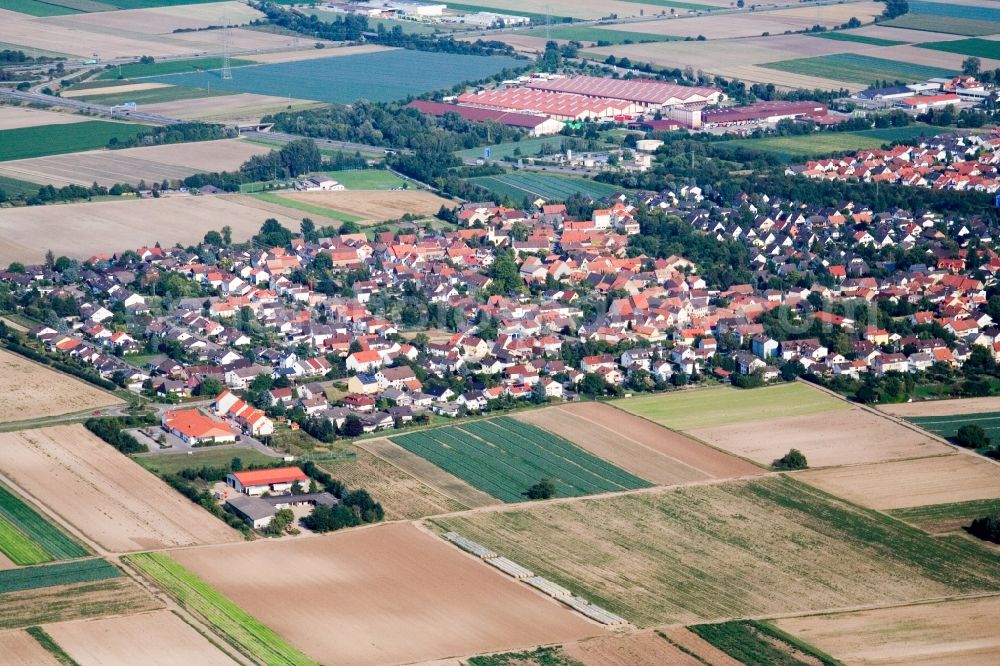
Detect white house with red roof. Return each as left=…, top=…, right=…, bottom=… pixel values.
left=226, top=467, right=309, bottom=496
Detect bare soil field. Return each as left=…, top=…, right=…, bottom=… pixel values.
left=46, top=609, right=239, bottom=666
left=0, top=578, right=161, bottom=630
left=247, top=43, right=395, bottom=64
left=0, top=552, right=16, bottom=571
left=880, top=396, right=1000, bottom=417
left=432, top=476, right=999, bottom=627
left=0, top=425, right=242, bottom=552
left=658, top=627, right=743, bottom=666
left=560, top=630, right=722, bottom=666
left=775, top=596, right=1000, bottom=665
left=0, top=629, right=61, bottom=666
left=321, top=445, right=468, bottom=520
left=276, top=189, right=454, bottom=223
left=0, top=138, right=269, bottom=188
left=0, top=195, right=299, bottom=265
left=0, top=106, right=86, bottom=131
left=798, top=454, right=1000, bottom=510
left=358, top=438, right=499, bottom=509
left=850, top=24, right=966, bottom=42
left=61, top=83, right=172, bottom=98
left=0, top=349, right=120, bottom=423
left=172, top=522, right=599, bottom=665
left=517, top=403, right=762, bottom=485
left=42, top=1, right=263, bottom=36
left=688, top=407, right=952, bottom=468
left=142, top=93, right=322, bottom=124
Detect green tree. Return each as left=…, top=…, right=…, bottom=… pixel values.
left=524, top=478, right=556, bottom=500
left=772, top=448, right=808, bottom=470
left=968, top=515, right=1000, bottom=544
left=196, top=376, right=224, bottom=397
left=488, top=249, right=524, bottom=295
left=955, top=424, right=990, bottom=449
left=256, top=218, right=293, bottom=248
left=962, top=56, right=981, bottom=77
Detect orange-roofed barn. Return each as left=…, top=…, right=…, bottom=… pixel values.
left=227, top=467, right=310, bottom=496
left=161, top=409, right=238, bottom=446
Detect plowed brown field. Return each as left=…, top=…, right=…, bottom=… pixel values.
left=0, top=629, right=60, bottom=666
left=172, top=522, right=600, bottom=665
left=880, top=396, right=1000, bottom=417
left=0, top=349, right=120, bottom=423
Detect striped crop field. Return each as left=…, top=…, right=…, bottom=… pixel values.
left=392, top=416, right=651, bottom=502
left=761, top=54, right=956, bottom=86
left=126, top=552, right=317, bottom=666
left=907, top=411, right=1000, bottom=442
left=0, top=484, right=88, bottom=565
left=0, top=559, right=120, bottom=594
left=908, top=1, right=1000, bottom=22
left=918, top=38, right=1000, bottom=61
left=468, top=173, right=622, bottom=203
left=885, top=14, right=1000, bottom=36
left=812, top=32, right=907, bottom=47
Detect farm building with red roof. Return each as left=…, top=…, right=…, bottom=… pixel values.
left=227, top=467, right=310, bottom=496
left=161, top=409, right=238, bottom=445
left=408, top=100, right=565, bottom=136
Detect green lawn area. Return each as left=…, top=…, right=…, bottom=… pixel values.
left=616, top=383, right=847, bottom=431
left=889, top=499, right=1000, bottom=535
left=918, top=38, right=1000, bottom=60
left=324, top=169, right=406, bottom=190
left=884, top=14, right=1000, bottom=36
left=133, top=449, right=276, bottom=476
left=97, top=57, right=257, bottom=80
left=730, top=126, right=940, bottom=160
left=251, top=192, right=364, bottom=224
left=0, top=121, right=147, bottom=162
left=75, top=85, right=235, bottom=106
left=761, top=53, right=956, bottom=85
left=813, top=32, right=907, bottom=47
left=545, top=25, right=679, bottom=44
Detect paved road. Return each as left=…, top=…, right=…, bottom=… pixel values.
left=0, top=89, right=182, bottom=125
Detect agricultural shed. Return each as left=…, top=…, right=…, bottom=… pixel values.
left=227, top=467, right=309, bottom=496
left=526, top=75, right=724, bottom=109
left=161, top=409, right=238, bottom=445
left=227, top=492, right=339, bottom=528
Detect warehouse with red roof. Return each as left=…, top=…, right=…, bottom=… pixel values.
left=525, top=75, right=724, bottom=110
left=408, top=100, right=565, bottom=136
left=227, top=467, right=310, bottom=496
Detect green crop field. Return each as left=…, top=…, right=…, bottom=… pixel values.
left=432, top=476, right=1000, bottom=627
left=730, top=126, right=939, bottom=160
left=100, top=0, right=247, bottom=7
left=907, top=411, right=1000, bottom=441
left=908, top=1, right=1000, bottom=22
left=143, top=49, right=522, bottom=104
left=890, top=498, right=1000, bottom=534
left=617, top=383, right=847, bottom=431
left=97, top=57, right=257, bottom=80
left=762, top=53, right=956, bottom=86
left=885, top=14, right=1000, bottom=36
left=0, top=174, right=41, bottom=198
left=0, top=0, right=84, bottom=16
left=919, top=38, right=1000, bottom=60
left=468, top=172, right=621, bottom=202
left=127, top=552, right=317, bottom=666
left=0, top=121, right=147, bottom=162
left=0, top=484, right=87, bottom=563
left=324, top=169, right=406, bottom=190
left=0, top=559, right=120, bottom=594
left=393, top=416, right=650, bottom=502
left=252, top=192, right=364, bottom=224
left=813, top=32, right=907, bottom=47
left=690, top=621, right=840, bottom=666
left=0, top=518, right=50, bottom=566
left=545, top=26, right=678, bottom=44
left=76, top=85, right=235, bottom=107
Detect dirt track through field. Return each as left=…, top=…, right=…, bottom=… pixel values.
left=172, top=522, right=600, bottom=665
left=797, top=455, right=1000, bottom=510
left=0, top=349, right=120, bottom=423
left=518, top=403, right=761, bottom=484
left=46, top=609, right=239, bottom=666
left=0, top=425, right=241, bottom=553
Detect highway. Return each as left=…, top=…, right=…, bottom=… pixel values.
left=0, top=89, right=182, bottom=125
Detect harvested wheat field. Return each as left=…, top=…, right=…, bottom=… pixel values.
left=171, top=522, right=599, bottom=666
left=358, top=438, right=499, bottom=509
left=517, top=403, right=762, bottom=485
left=142, top=93, right=321, bottom=124
left=0, top=425, right=241, bottom=552
left=46, top=609, right=239, bottom=666
left=0, top=195, right=299, bottom=265
left=0, top=578, right=160, bottom=631
left=798, top=454, right=1000, bottom=511
left=688, top=407, right=952, bottom=468
left=61, top=83, right=172, bottom=98
left=432, top=476, right=1000, bottom=627
left=0, top=630, right=60, bottom=666
left=248, top=43, right=395, bottom=64
left=560, top=629, right=737, bottom=666
left=775, top=596, right=1000, bottom=665
left=276, top=189, right=454, bottom=224
left=0, top=138, right=269, bottom=188
left=321, top=446, right=468, bottom=520
left=880, top=396, right=1000, bottom=417
left=41, top=1, right=263, bottom=36
left=0, top=349, right=120, bottom=423
left=0, top=106, right=86, bottom=131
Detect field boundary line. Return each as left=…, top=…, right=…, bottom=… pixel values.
left=354, top=439, right=480, bottom=511
left=0, top=470, right=103, bottom=557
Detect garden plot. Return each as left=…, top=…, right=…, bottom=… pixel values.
left=0, top=106, right=86, bottom=131
left=797, top=455, right=1000, bottom=511
left=774, top=596, right=1000, bottom=665
left=0, top=349, right=120, bottom=423
left=168, top=522, right=599, bottom=666
left=0, top=425, right=242, bottom=552
left=392, top=417, right=650, bottom=502
left=45, top=609, right=239, bottom=666
left=516, top=403, right=761, bottom=485
left=431, top=476, right=1000, bottom=627
left=0, top=195, right=300, bottom=265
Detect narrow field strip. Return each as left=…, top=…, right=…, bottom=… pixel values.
left=0, top=517, right=51, bottom=566
left=0, top=558, right=120, bottom=594
left=126, top=552, right=317, bottom=666
left=0, top=484, right=88, bottom=561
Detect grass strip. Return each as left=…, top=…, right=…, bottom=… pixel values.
left=126, top=552, right=317, bottom=666
left=25, top=626, right=81, bottom=666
